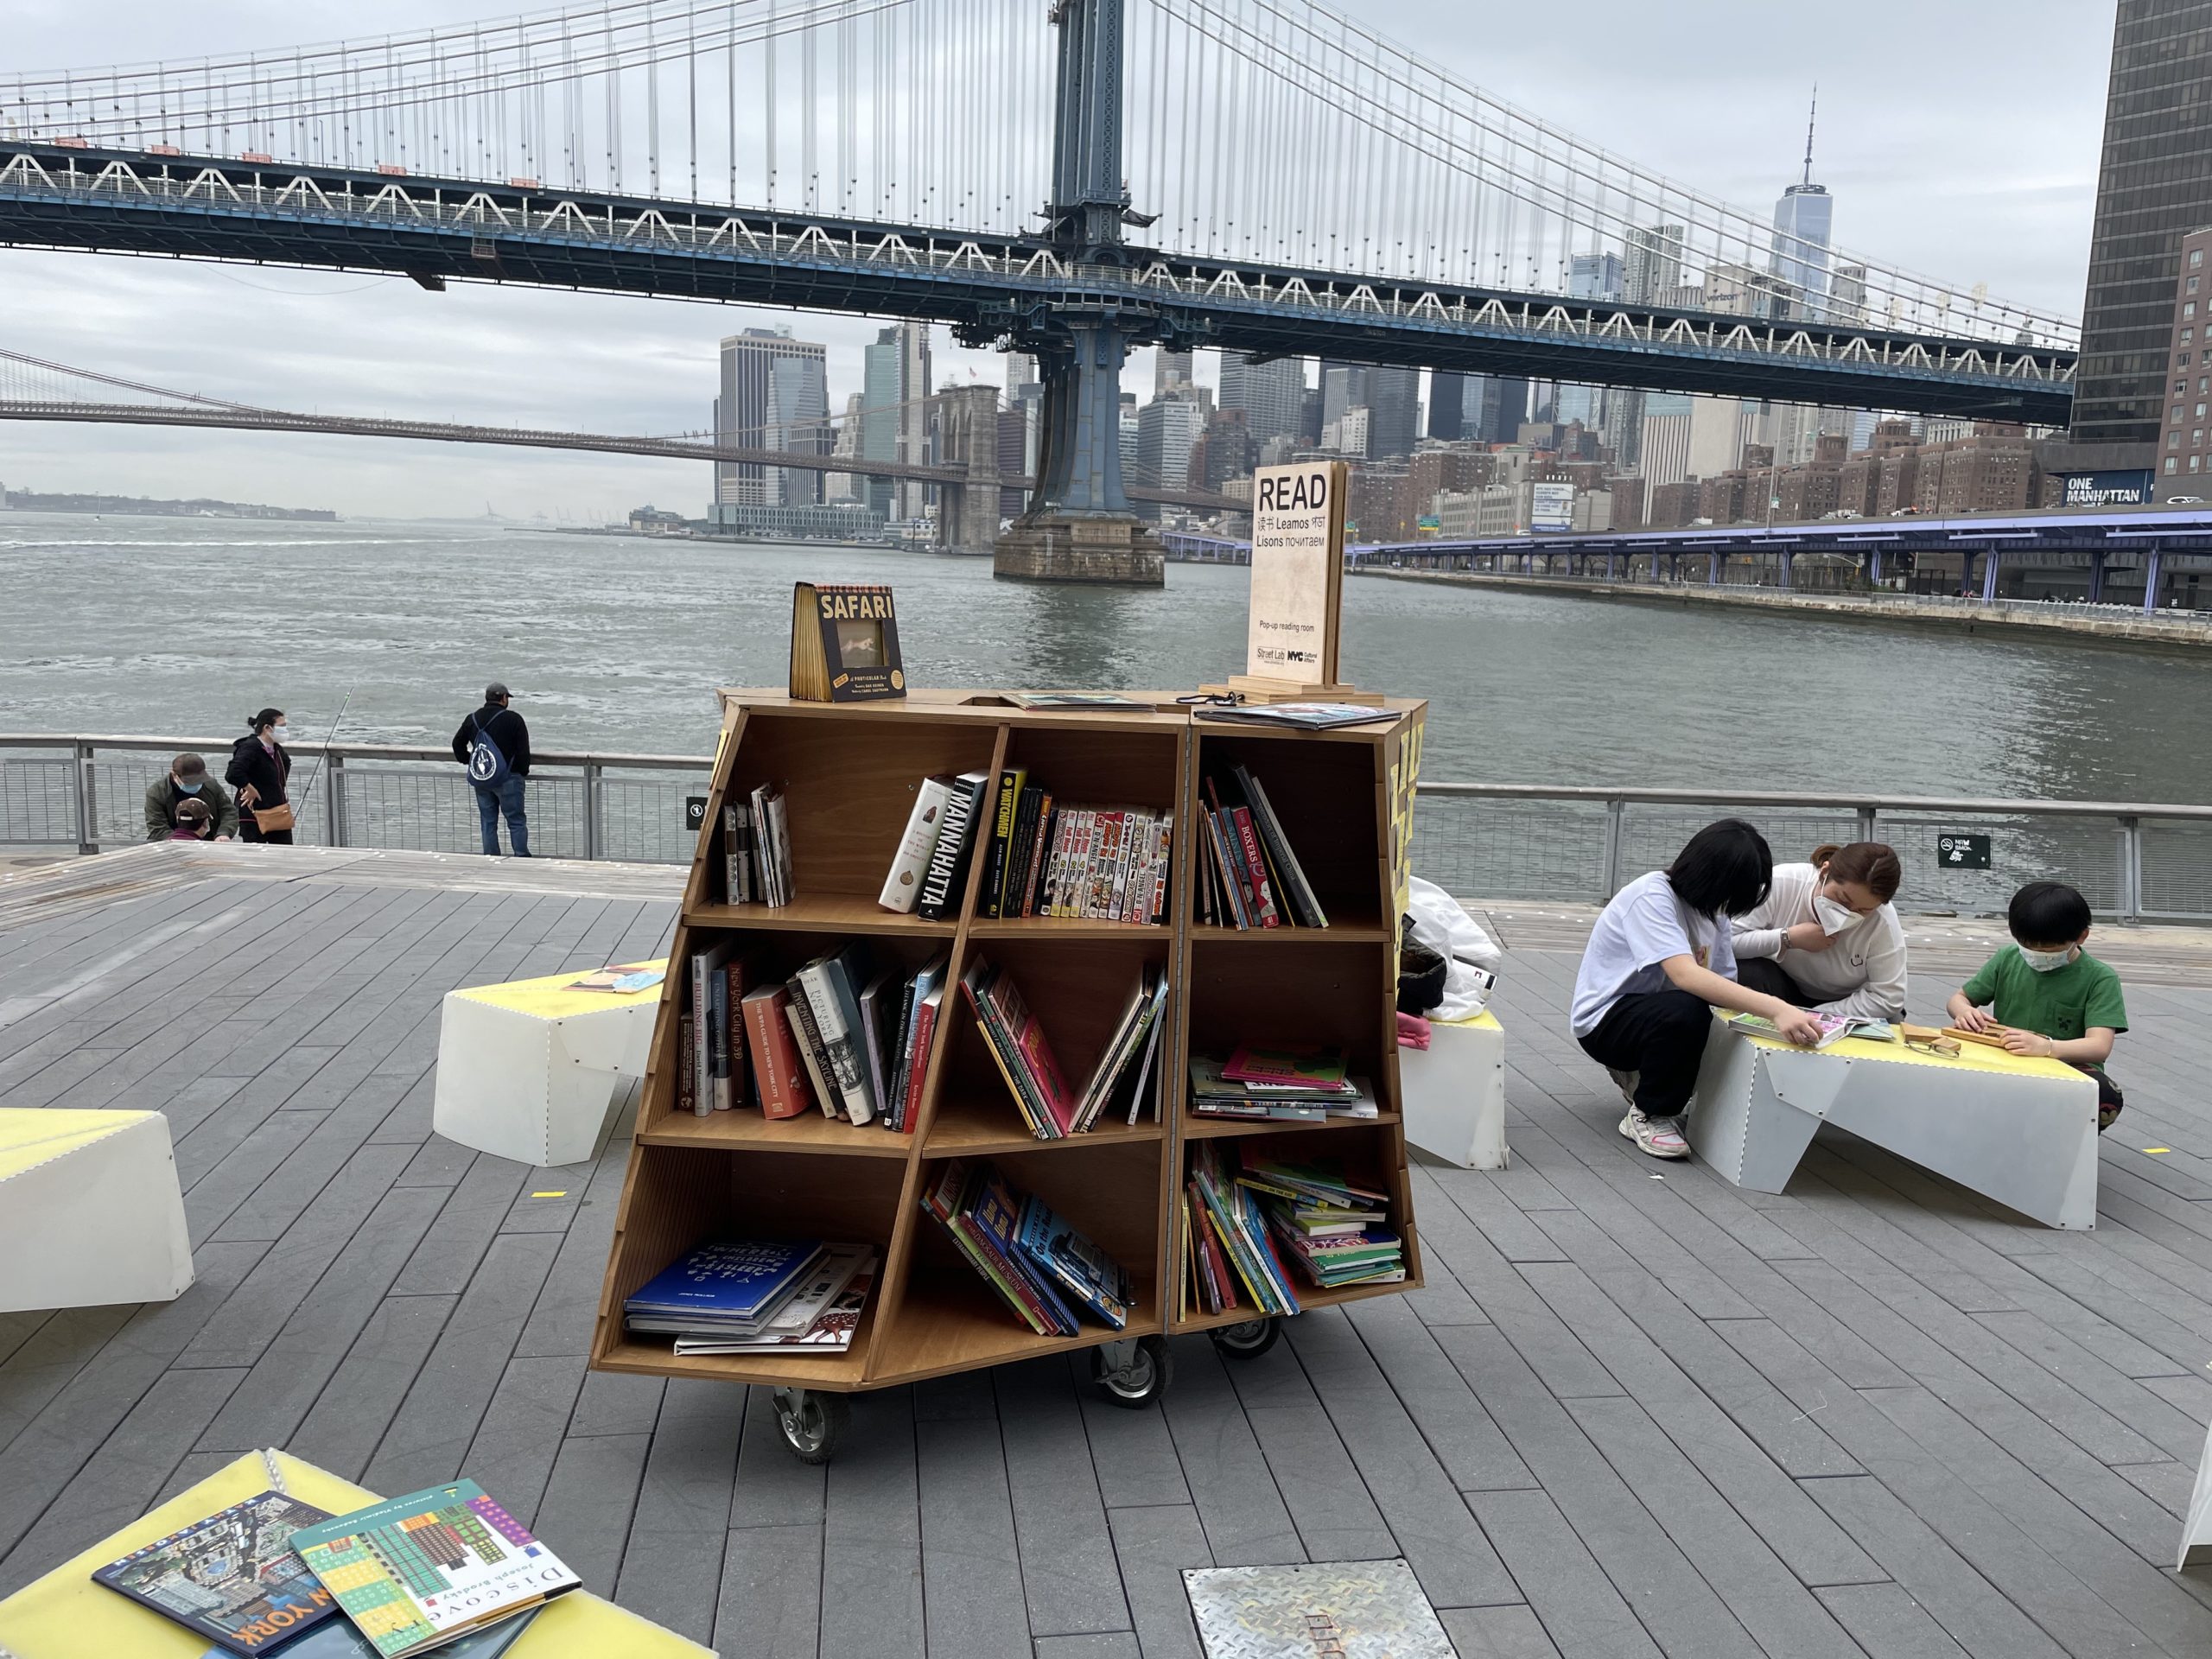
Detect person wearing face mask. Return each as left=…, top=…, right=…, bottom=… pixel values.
left=143, top=752, right=238, bottom=842
left=1729, top=842, right=1908, bottom=1021
left=226, top=708, right=296, bottom=845
left=1948, top=880, right=2127, bottom=1131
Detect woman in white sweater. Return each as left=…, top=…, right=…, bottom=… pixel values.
left=1730, top=842, right=1908, bottom=1020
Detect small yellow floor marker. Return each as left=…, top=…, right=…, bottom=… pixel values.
left=2141, top=1149, right=2171, bottom=1156
left=531, top=1190, right=569, bottom=1198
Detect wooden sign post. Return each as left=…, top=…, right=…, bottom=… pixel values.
left=1222, top=460, right=1377, bottom=704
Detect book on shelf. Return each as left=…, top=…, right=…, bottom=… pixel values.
left=672, top=1244, right=877, bottom=1354
left=747, top=783, right=794, bottom=906
left=857, top=966, right=899, bottom=1124
left=723, top=800, right=757, bottom=904
left=1193, top=702, right=1395, bottom=729
left=879, top=775, right=954, bottom=912
left=741, top=982, right=817, bottom=1120
left=1196, top=765, right=1326, bottom=930
left=1001, top=692, right=1154, bottom=709
left=890, top=954, right=950, bottom=1134
left=1189, top=1056, right=1376, bottom=1122
left=690, top=941, right=731, bottom=1118
left=978, top=765, right=1028, bottom=918
left=782, top=982, right=842, bottom=1120
left=1236, top=1156, right=1404, bottom=1289
left=789, top=581, right=906, bottom=703
left=915, top=770, right=992, bottom=920
left=289, top=1480, right=580, bottom=1658
left=1018, top=801, right=1173, bottom=925
left=921, top=1160, right=1135, bottom=1338
left=92, top=1489, right=344, bottom=1656
left=677, top=1013, right=697, bottom=1116
left=959, top=955, right=1079, bottom=1138
left=1068, top=963, right=1170, bottom=1133
left=1185, top=1141, right=1300, bottom=1317
left=624, top=1240, right=824, bottom=1336
left=795, top=949, right=878, bottom=1125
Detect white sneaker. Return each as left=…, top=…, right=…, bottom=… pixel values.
left=1605, top=1068, right=1639, bottom=1107
left=1619, top=1110, right=1690, bottom=1160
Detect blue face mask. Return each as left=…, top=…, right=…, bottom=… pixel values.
left=2018, top=943, right=2073, bottom=974
left=175, top=780, right=202, bottom=795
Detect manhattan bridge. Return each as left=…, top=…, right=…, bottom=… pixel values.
left=0, top=0, right=2079, bottom=579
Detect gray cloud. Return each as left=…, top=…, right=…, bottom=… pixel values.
left=2, top=0, right=2113, bottom=517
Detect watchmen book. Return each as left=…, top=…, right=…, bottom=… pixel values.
left=790, top=582, right=906, bottom=702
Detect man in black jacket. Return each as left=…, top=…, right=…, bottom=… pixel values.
left=452, top=682, right=532, bottom=856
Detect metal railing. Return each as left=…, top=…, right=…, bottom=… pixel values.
left=1410, top=784, right=2212, bottom=921
left=0, top=734, right=710, bottom=864
left=11, top=735, right=2212, bottom=922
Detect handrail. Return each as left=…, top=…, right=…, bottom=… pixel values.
left=0, top=733, right=710, bottom=768
left=1414, top=781, right=2212, bottom=821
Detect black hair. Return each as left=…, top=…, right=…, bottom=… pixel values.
left=248, top=708, right=284, bottom=734
left=2008, top=880, right=2091, bottom=945
left=1666, top=818, right=1774, bottom=918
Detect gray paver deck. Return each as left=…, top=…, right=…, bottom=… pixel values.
left=3, top=841, right=2212, bottom=1657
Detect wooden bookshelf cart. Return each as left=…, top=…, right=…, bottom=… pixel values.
left=590, top=689, right=1427, bottom=1462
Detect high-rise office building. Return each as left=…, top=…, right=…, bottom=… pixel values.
left=1154, top=349, right=1194, bottom=396
left=1319, top=362, right=1421, bottom=460
left=1134, top=395, right=1206, bottom=518
left=1217, top=353, right=1306, bottom=445
left=2072, top=0, right=2212, bottom=448
left=1568, top=252, right=1624, bottom=302
left=1624, top=224, right=1686, bottom=305
left=1829, top=264, right=1870, bottom=325
left=1427, top=372, right=1465, bottom=442
left=859, top=323, right=932, bottom=520
left=1474, top=377, right=1529, bottom=445
left=1769, top=94, right=1833, bottom=321
left=716, top=327, right=830, bottom=510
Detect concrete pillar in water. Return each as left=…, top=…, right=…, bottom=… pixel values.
left=2145, top=548, right=2165, bottom=613
left=2088, top=550, right=2107, bottom=602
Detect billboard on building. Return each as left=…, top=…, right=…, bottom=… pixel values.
left=2058, top=469, right=2156, bottom=507
left=1531, top=482, right=1574, bottom=533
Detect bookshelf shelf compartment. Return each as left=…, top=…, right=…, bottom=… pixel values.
left=594, top=689, right=1425, bottom=1437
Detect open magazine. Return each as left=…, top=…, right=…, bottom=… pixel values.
left=1726, top=1010, right=1897, bottom=1050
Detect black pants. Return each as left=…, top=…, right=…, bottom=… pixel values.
left=1737, top=957, right=1904, bottom=1021
left=1578, top=989, right=1712, bottom=1117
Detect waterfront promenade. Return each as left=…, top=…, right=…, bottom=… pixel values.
left=3, top=842, right=2212, bottom=1656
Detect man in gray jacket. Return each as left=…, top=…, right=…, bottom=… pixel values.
left=143, top=753, right=238, bottom=841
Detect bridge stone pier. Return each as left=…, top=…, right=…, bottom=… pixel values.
left=934, top=384, right=1005, bottom=558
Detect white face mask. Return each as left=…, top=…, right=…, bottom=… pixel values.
left=2018, top=943, right=2073, bottom=973
left=270, top=724, right=290, bottom=743
left=1813, top=895, right=1859, bottom=936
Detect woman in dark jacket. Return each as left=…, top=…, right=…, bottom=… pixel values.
left=227, top=707, right=294, bottom=845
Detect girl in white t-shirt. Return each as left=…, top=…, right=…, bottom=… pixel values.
left=1731, top=842, right=1908, bottom=1020
left=1571, top=819, right=1823, bottom=1159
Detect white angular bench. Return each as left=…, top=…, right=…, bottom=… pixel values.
left=1686, top=1018, right=2100, bottom=1230
left=0, top=1109, right=193, bottom=1313
left=1399, top=1007, right=1509, bottom=1169
left=433, top=961, right=664, bottom=1166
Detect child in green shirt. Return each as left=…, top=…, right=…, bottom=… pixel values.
left=1946, top=880, right=2128, bottom=1132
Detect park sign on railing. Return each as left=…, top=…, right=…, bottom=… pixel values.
left=9, top=734, right=2212, bottom=922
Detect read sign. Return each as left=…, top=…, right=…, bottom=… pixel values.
left=1936, top=833, right=1992, bottom=869
left=1246, top=460, right=1347, bottom=685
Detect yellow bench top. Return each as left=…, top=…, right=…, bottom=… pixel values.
left=1428, top=1007, right=1502, bottom=1032
left=449, top=958, right=670, bottom=1021
left=0, top=1109, right=159, bottom=1184
left=0, top=1449, right=710, bottom=1658
left=1729, top=1021, right=2082, bottom=1083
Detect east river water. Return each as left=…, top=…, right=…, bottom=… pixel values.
left=10, top=512, right=2212, bottom=804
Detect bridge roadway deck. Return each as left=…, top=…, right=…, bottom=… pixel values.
left=3, top=842, right=2212, bottom=1658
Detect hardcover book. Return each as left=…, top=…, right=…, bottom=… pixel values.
left=672, top=1246, right=876, bottom=1354
left=1014, top=1194, right=1131, bottom=1329
left=741, top=983, right=815, bottom=1119
left=916, top=770, right=992, bottom=920
left=879, top=775, right=954, bottom=912
left=624, top=1239, right=825, bottom=1331
left=979, top=766, right=1027, bottom=918
left=289, top=1481, right=581, bottom=1658
left=193, top=1609, right=537, bottom=1659
left=789, top=581, right=906, bottom=702
left=92, top=1490, right=340, bottom=1656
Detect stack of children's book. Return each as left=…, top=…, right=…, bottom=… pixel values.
left=623, top=1238, right=878, bottom=1355
left=723, top=785, right=795, bottom=906
left=879, top=766, right=1173, bottom=925
left=922, top=1159, right=1134, bottom=1335
left=1182, top=1146, right=1404, bottom=1318
left=90, top=1478, right=579, bottom=1657
left=1195, top=764, right=1326, bottom=930
left=681, top=939, right=948, bottom=1133
left=1187, top=1044, right=1376, bottom=1122
left=960, top=955, right=1170, bottom=1136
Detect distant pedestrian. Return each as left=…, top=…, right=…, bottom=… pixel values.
left=168, top=797, right=215, bottom=840
left=143, top=752, right=238, bottom=842
left=227, top=709, right=295, bottom=845
left=453, top=681, right=531, bottom=856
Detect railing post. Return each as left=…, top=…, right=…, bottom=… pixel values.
left=583, top=761, right=602, bottom=861
left=1856, top=804, right=1877, bottom=842
left=324, top=752, right=346, bottom=847
left=1601, top=797, right=1625, bottom=899
left=73, top=740, right=97, bottom=855
left=2119, top=815, right=2143, bottom=921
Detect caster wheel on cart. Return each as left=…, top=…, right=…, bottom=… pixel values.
left=771, top=1388, right=849, bottom=1465
left=1090, top=1335, right=1173, bottom=1409
left=1207, top=1317, right=1281, bottom=1361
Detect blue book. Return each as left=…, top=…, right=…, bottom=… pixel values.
left=1014, top=1195, right=1130, bottom=1330
left=967, top=1171, right=1079, bottom=1335
left=623, top=1240, right=824, bottom=1329
left=200, top=1609, right=537, bottom=1659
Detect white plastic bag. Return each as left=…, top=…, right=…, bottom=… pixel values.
left=1404, top=876, right=1500, bottom=1021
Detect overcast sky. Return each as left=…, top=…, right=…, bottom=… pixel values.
left=1, top=0, right=2115, bottom=519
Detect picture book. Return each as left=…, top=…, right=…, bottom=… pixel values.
left=92, top=1490, right=341, bottom=1656
left=1220, top=1045, right=1349, bottom=1088
left=1002, top=692, right=1154, bottom=709
left=623, top=1240, right=825, bottom=1333
left=1726, top=1011, right=1896, bottom=1049
left=564, top=962, right=664, bottom=994
left=1014, top=1194, right=1131, bottom=1329
left=789, top=581, right=905, bottom=702
left=195, top=1607, right=538, bottom=1659
left=1193, top=702, right=1394, bottom=729
left=289, top=1480, right=581, bottom=1658
left=673, top=1245, right=876, bottom=1354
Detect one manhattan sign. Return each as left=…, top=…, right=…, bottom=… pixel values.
left=1240, top=461, right=1349, bottom=693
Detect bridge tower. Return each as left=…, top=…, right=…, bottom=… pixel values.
left=990, top=0, right=1166, bottom=586
left=935, top=384, right=1006, bottom=558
